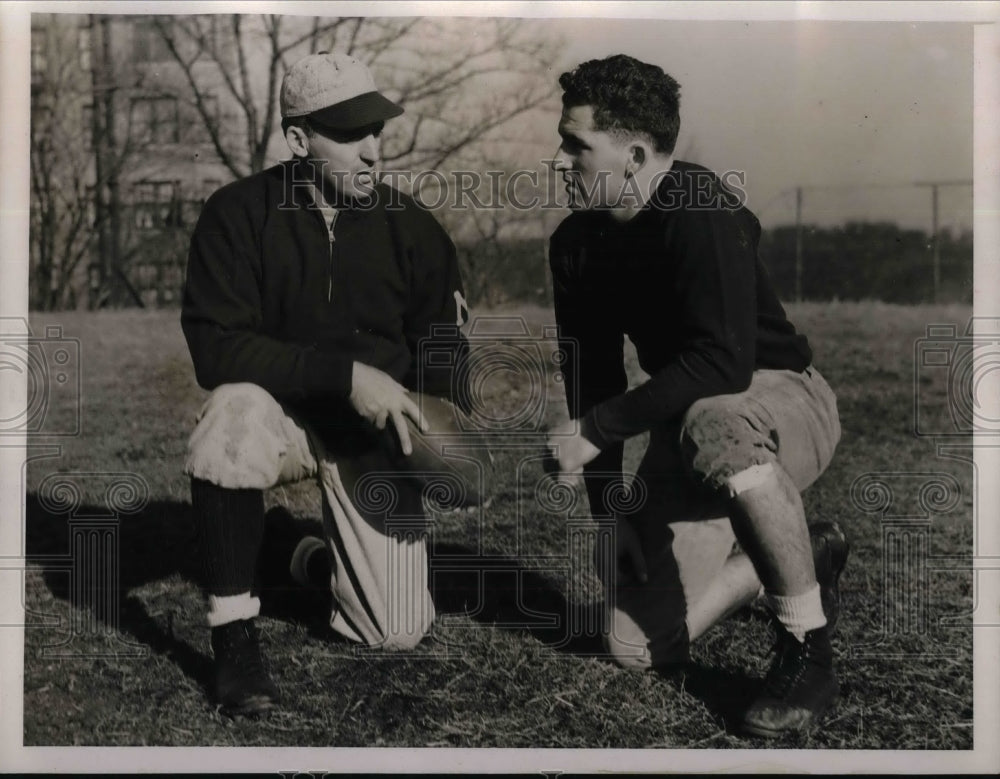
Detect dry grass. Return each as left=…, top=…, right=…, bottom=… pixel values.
left=20, top=301, right=974, bottom=749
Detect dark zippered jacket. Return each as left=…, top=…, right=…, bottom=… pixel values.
left=182, top=160, right=469, bottom=422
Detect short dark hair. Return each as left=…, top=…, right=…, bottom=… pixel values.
left=558, top=54, right=681, bottom=155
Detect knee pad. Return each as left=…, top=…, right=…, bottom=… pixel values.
left=184, top=383, right=291, bottom=489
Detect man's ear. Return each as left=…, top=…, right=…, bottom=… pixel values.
left=625, top=142, right=649, bottom=177
left=285, top=126, right=310, bottom=158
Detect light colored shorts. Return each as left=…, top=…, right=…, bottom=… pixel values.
left=601, top=366, right=841, bottom=669
left=184, top=383, right=457, bottom=651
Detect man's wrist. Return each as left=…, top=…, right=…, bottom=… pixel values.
left=304, top=351, right=354, bottom=398
left=579, top=409, right=611, bottom=452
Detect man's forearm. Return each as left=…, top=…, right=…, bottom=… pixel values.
left=183, top=320, right=354, bottom=402
left=580, top=345, right=754, bottom=450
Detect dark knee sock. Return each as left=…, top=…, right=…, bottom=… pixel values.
left=191, top=477, right=265, bottom=597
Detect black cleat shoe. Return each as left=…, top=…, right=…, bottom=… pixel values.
left=742, top=625, right=839, bottom=738
left=809, top=521, right=849, bottom=632
left=211, top=619, right=279, bottom=717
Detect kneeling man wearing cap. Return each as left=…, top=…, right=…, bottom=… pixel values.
left=181, top=52, right=484, bottom=716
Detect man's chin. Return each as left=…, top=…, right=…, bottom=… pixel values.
left=334, top=184, right=379, bottom=207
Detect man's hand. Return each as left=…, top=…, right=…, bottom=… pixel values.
left=349, top=362, right=428, bottom=455
left=545, top=419, right=601, bottom=483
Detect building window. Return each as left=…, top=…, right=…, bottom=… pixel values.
left=133, top=180, right=180, bottom=230
left=31, top=27, right=47, bottom=80
left=130, top=96, right=179, bottom=145
left=133, top=17, right=173, bottom=63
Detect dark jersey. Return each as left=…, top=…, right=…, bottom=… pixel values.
left=550, top=159, right=811, bottom=452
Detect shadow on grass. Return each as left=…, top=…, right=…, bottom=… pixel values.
left=662, top=663, right=761, bottom=734
left=25, top=493, right=769, bottom=733
left=429, top=541, right=605, bottom=657
left=23, top=495, right=601, bottom=668
left=24, top=493, right=215, bottom=690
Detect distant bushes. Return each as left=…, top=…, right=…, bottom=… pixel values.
left=456, top=222, right=973, bottom=307
left=758, top=222, right=972, bottom=304
left=456, top=238, right=551, bottom=308
left=88, top=221, right=970, bottom=310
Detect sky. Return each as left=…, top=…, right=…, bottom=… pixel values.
left=538, top=18, right=975, bottom=231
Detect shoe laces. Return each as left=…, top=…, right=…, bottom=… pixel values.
left=221, top=622, right=268, bottom=677
left=761, top=631, right=815, bottom=699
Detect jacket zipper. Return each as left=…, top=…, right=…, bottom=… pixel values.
left=325, top=210, right=338, bottom=302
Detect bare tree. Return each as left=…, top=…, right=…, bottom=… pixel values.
left=151, top=15, right=562, bottom=177
left=143, top=14, right=565, bottom=306
left=150, top=15, right=353, bottom=177
left=29, top=15, right=153, bottom=310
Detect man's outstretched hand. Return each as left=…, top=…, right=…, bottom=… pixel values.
left=545, top=419, right=601, bottom=484
left=349, top=362, right=428, bottom=455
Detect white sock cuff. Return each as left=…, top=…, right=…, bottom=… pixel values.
left=765, top=583, right=826, bottom=639
left=290, top=536, right=327, bottom=586
left=206, top=592, right=261, bottom=628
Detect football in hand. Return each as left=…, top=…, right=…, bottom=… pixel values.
left=389, top=392, right=493, bottom=508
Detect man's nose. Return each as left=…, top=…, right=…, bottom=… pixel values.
left=360, top=134, right=380, bottom=165
left=550, top=148, right=569, bottom=171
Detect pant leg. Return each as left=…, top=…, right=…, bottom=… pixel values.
left=600, top=366, right=841, bottom=670
left=679, top=367, right=841, bottom=495
left=309, top=440, right=436, bottom=651
left=600, top=423, right=735, bottom=670
left=185, top=383, right=435, bottom=650
left=184, top=383, right=321, bottom=625
left=184, top=382, right=319, bottom=489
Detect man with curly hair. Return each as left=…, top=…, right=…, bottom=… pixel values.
left=545, top=54, right=848, bottom=737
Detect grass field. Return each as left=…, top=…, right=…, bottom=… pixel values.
left=19, top=301, right=975, bottom=750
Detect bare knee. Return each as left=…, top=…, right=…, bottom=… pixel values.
left=184, top=383, right=290, bottom=489
left=602, top=610, right=653, bottom=671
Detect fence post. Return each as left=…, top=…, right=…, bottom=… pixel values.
left=931, top=183, right=940, bottom=304
left=794, top=186, right=803, bottom=302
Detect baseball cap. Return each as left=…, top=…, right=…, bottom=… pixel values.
left=280, top=52, right=403, bottom=130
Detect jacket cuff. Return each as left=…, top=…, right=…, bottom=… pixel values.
left=304, top=351, right=353, bottom=398
left=580, top=408, right=613, bottom=451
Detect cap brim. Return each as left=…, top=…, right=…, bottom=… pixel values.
left=308, top=91, right=404, bottom=130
